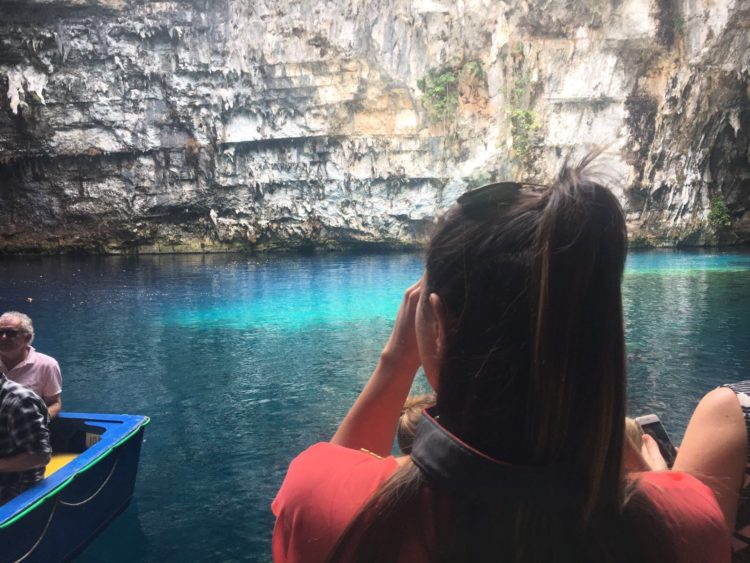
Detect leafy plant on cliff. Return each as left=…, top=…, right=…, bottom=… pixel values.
left=506, top=44, right=543, bottom=161
left=418, top=61, right=487, bottom=124
left=417, top=67, right=459, bottom=123
left=508, top=72, right=541, bottom=158
left=510, top=109, right=538, bottom=157
left=510, top=72, right=531, bottom=107
left=459, top=61, right=484, bottom=98
left=708, top=195, right=732, bottom=230
left=461, top=60, right=484, bottom=81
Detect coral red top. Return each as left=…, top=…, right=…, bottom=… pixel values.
left=272, top=442, right=729, bottom=563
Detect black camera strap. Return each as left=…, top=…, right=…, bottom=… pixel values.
left=410, top=406, right=582, bottom=504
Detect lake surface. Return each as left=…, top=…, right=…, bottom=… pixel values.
left=0, top=249, right=749, bottom=562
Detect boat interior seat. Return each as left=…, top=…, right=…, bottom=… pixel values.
left=44, top=416, right=106, bottom=478
left=45, top=453, right=78, bottom=477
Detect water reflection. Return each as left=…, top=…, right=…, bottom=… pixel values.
left=75, top=501, right=149, bottom=563
left=624, top=266, right=750, bottom=440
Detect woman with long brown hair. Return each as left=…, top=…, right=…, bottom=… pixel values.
left=272, top=157, right=745, bottom=562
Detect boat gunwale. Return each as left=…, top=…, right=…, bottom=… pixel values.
left=0, top=412, right=150, bottom=527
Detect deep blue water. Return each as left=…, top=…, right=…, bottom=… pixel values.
left=0, top=249, right=748, bottom=562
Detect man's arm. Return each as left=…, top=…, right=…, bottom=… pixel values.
left=45, top=393, right=61, bottom=419
left=7, top=395, right=53, bottom=475
left=0, top=452, right=50, bottom=472
left=42, top=359, right=62, bottom=419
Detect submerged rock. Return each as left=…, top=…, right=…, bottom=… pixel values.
left=0, top=0, right=748, bottom=253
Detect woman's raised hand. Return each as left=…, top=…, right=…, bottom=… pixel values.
left=381, top=278, right=423, bottom=377
left=330, top=278, right=424, bottom=455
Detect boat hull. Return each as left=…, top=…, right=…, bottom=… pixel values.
left=0, top=413, right=149, bottom=563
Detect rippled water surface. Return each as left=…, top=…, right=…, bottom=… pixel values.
left=0, top=249, right=748, bottom=562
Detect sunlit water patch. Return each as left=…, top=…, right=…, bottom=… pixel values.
left=626, top=251, right=750, bottom=275
left=160, top=255, right=422, bottom=331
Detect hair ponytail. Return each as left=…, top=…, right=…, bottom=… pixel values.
left=527, top=159, right=629, bottom=525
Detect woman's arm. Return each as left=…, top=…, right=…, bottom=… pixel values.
left=331, top=279, right=423, bottom=457
left=673, top=387, right=747, bottom=530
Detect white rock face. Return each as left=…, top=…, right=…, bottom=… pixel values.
left=0, top=0, right=747, bottom=253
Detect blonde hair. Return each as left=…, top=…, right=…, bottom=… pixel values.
left=396, top=393, right=436, bottom=454
left=622, top=417, right=647, bottom=473
left=624, top=417, right=643, bottom=451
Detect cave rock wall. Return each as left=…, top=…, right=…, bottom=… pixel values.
left=0, top=0, right=748, bottom=253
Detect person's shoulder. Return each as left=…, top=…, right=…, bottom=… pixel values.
left=275, top=442, right=398, bottom=511
left=29, top=350, right=60, bottom=369
left=639, top=470, right=722, bottom=513
left=272, top=444, right=399, bottom=562
left=639, top=470, right=717, bottom=496
left=288, top=442, right=397, bottom=477
left=296, top=441, right=389, bottom=461
left=0, top=379, right=46, bottom=411
left=2, top=378, right=39, bottom=400
left=638, top=471, right=730, bottom=558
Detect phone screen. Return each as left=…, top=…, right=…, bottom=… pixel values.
left=637, top=417, right=677, bottom=468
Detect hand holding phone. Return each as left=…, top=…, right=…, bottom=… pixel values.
left=640, top=434, right=669, bottom=471
left=635, top=414, right=677, bottom=469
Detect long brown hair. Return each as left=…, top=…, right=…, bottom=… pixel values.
left=327, top=157, right=677, bottom=562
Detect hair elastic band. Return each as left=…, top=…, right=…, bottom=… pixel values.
left=410, top=407, right=581, bottom=503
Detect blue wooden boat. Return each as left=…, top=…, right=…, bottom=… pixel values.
left=0, top=412, right=149, bottom=563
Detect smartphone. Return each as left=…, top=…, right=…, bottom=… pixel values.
left=635, top=414, right=677, bottom=468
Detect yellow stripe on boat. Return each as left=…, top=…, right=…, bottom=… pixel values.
left=44, top=453, right=79, bottom=478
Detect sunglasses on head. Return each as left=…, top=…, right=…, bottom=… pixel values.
left=457, top=181, right=547, bottom=212
left=0, top=329, right=22, bottom=338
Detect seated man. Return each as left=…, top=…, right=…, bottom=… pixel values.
left=0, top=312, right=62, bottom=418
left=0, top=372, right=51, bottom=504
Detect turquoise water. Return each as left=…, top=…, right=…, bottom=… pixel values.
left=0, top=249, right=748, bottom=562
left=624, top=252, right=750, bottom=441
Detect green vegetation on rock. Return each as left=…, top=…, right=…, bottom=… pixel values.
left=417, top=67, right=459, bottom=122
left=461, top=61, right=484, bottom=82
left=708, top=195, right=732, bottom=230
left=508, top=64, right=541, bottom=159
left=459, top=60, right=486, bottom=102
left=510, top=108, right=537, bottom=157
left=417, top=61, right=485, bottom=124
left=510, top=72, right=530, bottom=107
left=629, top=236, right=657, bottom=249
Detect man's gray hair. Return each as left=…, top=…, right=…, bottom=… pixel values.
left=0, top=311, right=34, bottom=343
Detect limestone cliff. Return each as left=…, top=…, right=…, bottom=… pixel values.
left=0, top=0, right=748, bottom=253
